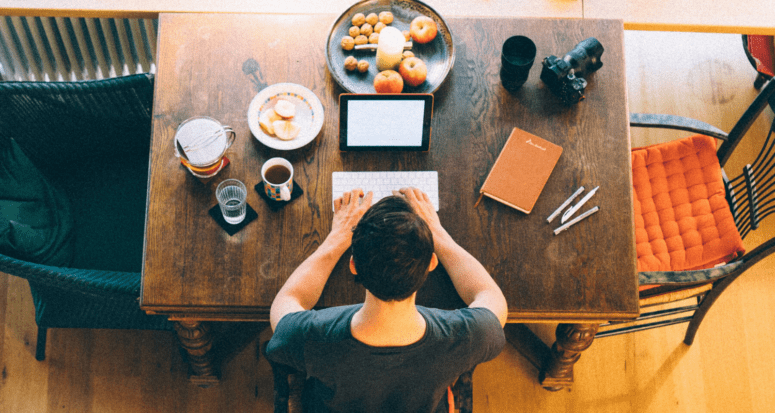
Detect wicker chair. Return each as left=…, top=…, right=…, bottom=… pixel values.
left=0, top=74, right=174, bottom=361
left=597, top=78, right=775, bottom=344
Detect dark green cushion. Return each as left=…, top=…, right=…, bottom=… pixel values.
left=0, top=138, right=73, bottom=267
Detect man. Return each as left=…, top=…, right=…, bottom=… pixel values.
left=266, top=188, right=507, bottom=413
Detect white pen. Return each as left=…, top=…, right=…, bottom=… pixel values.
left=547, top=186, right=585, bottom=223
left=554, top=206, right=600, bottom=235
left=561, top=186, right=599, bottom=224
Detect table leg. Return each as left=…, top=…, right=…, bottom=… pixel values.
left=174, top=320, right=219, bottom=387
left=539, top=323, right=599, bottom=391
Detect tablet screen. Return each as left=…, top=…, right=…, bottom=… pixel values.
left=340, top=94, right=433, bottom=151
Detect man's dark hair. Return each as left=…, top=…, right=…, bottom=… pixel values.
left=351, top=196, right=434, bottom=302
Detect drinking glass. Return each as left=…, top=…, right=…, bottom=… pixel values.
left=216, top=179, right=247, bottom=224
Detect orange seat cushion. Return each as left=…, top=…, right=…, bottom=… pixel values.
left=746, top=35, right=775, bottom=77
left=632, top=135, right=745, bottom=281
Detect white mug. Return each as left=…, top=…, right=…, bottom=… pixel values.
left=261, top=157, right=294, bottom=201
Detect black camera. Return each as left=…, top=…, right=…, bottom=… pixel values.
left=540, top=37, right=604, bottom=105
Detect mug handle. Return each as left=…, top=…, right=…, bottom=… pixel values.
left=280, top=186, right=291, bottom=201
left=222, top=126, right=237, bottom=150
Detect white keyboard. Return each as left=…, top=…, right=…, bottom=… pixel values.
left=332, top=171, right=439, bottom=211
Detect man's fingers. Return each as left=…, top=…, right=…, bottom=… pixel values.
left=334, top=197, right=343, bottom=211
left=362, top=191, right=374, bottom=207
left=399, top=187, right=418, bottom=202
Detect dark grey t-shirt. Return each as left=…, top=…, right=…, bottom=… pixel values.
left=266, top=304, right=505, bottom=413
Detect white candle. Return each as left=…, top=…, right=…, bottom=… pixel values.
left=376, top=27, right=405, bottom=71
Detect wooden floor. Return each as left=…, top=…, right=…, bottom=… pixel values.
left=2, top=30, right=774, bottom=412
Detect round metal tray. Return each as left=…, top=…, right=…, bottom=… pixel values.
left=325, top=0, right=455, bottom=94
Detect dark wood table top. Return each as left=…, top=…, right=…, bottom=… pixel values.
left=141, top=13, right=638, bottom=323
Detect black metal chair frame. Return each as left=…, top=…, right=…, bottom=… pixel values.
left=597, top=78, right=775, bottom=345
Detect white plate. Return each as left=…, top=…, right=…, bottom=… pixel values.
left=247, top=83, right=325, bottom=150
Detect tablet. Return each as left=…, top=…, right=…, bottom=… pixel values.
left=339, top=93, right=433, bottom=151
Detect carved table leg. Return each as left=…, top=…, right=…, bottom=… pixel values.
left=174, top=320, right=219, bottom=387
left=539, top=323, right=598, bottom=391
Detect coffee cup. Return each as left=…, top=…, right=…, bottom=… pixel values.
left=261, top=157, right=294, bottom=201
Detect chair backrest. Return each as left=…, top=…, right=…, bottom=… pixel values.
left=719, top=78, right=775, bottom=238
left=0, top=74, right=154, bottom=175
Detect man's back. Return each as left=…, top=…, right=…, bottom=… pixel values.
left=266, top=304, right=505, bottom=413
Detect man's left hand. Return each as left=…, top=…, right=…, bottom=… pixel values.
left=331, top=189, right=373, bottom=246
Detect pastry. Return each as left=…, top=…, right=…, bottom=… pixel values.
left=274, top=99, right=296, bottom=119
left=344, top=56, right=358, bottom=71
left=272, top=120, right=301, bottom=141
left=341, top=36, right=355, bottom=51
left=354, top=35, right=368, bottom=45
left=259, top=108, right=282, bottom=135
left=379, top=11, right=393, bottom=25
left=374, top=22, right=386, bottom=33
left=369, top=33, right=379, bottom=44
left=365, top=13, right=379, bottom=26
left=360, top=23, right=373, bottom=37
left=351, top=13, right=366, bottom=27
left=357, top=60, right=369, bottom=73
left=349, top=26, right=360, bottom=37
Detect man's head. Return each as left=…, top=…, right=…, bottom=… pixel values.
left=350, top=196, right=435, bottom=302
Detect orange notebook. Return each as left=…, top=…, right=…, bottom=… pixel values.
left=475, top=127, right=563, bottom=214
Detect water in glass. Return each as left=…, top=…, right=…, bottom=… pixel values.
left=217, top=179, right=247, bottom=224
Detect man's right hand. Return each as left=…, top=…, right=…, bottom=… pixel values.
left=394, top=187, right=508, bottom=327
left=395, top=187, right=448, bottom=247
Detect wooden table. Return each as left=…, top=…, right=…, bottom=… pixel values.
left=141, top=12, right=638, bottom=390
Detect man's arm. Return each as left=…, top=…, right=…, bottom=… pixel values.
left=398, top=188, right=508, bottom=327
left=269, top=189, right=373, bottom=331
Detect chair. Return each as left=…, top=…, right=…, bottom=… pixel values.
left=261, top=342, right=475, bottom=413
left=0, top=74, right=174, bottom=361
left=597, top=77, right=775, bottom=344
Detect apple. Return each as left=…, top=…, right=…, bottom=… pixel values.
left=399, top=57, right=427, bottom=87
left=373, top=70, right=404, bottom=93
left=409, top=16, right=437, bottom=44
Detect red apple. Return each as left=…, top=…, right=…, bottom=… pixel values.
left=409, top=16, right=437, bottom=44
left=373, top=70, right=404, bottom=93
left=399, top=57, right=427, bottom=87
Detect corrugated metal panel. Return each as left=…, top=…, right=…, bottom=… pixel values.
left=0, top=16, right=157, bottom=81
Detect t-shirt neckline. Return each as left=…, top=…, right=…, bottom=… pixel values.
left=346, top=304, right=431, bottom=351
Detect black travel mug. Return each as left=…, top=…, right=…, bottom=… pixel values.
left=500, top=36, right=537, bottom=92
